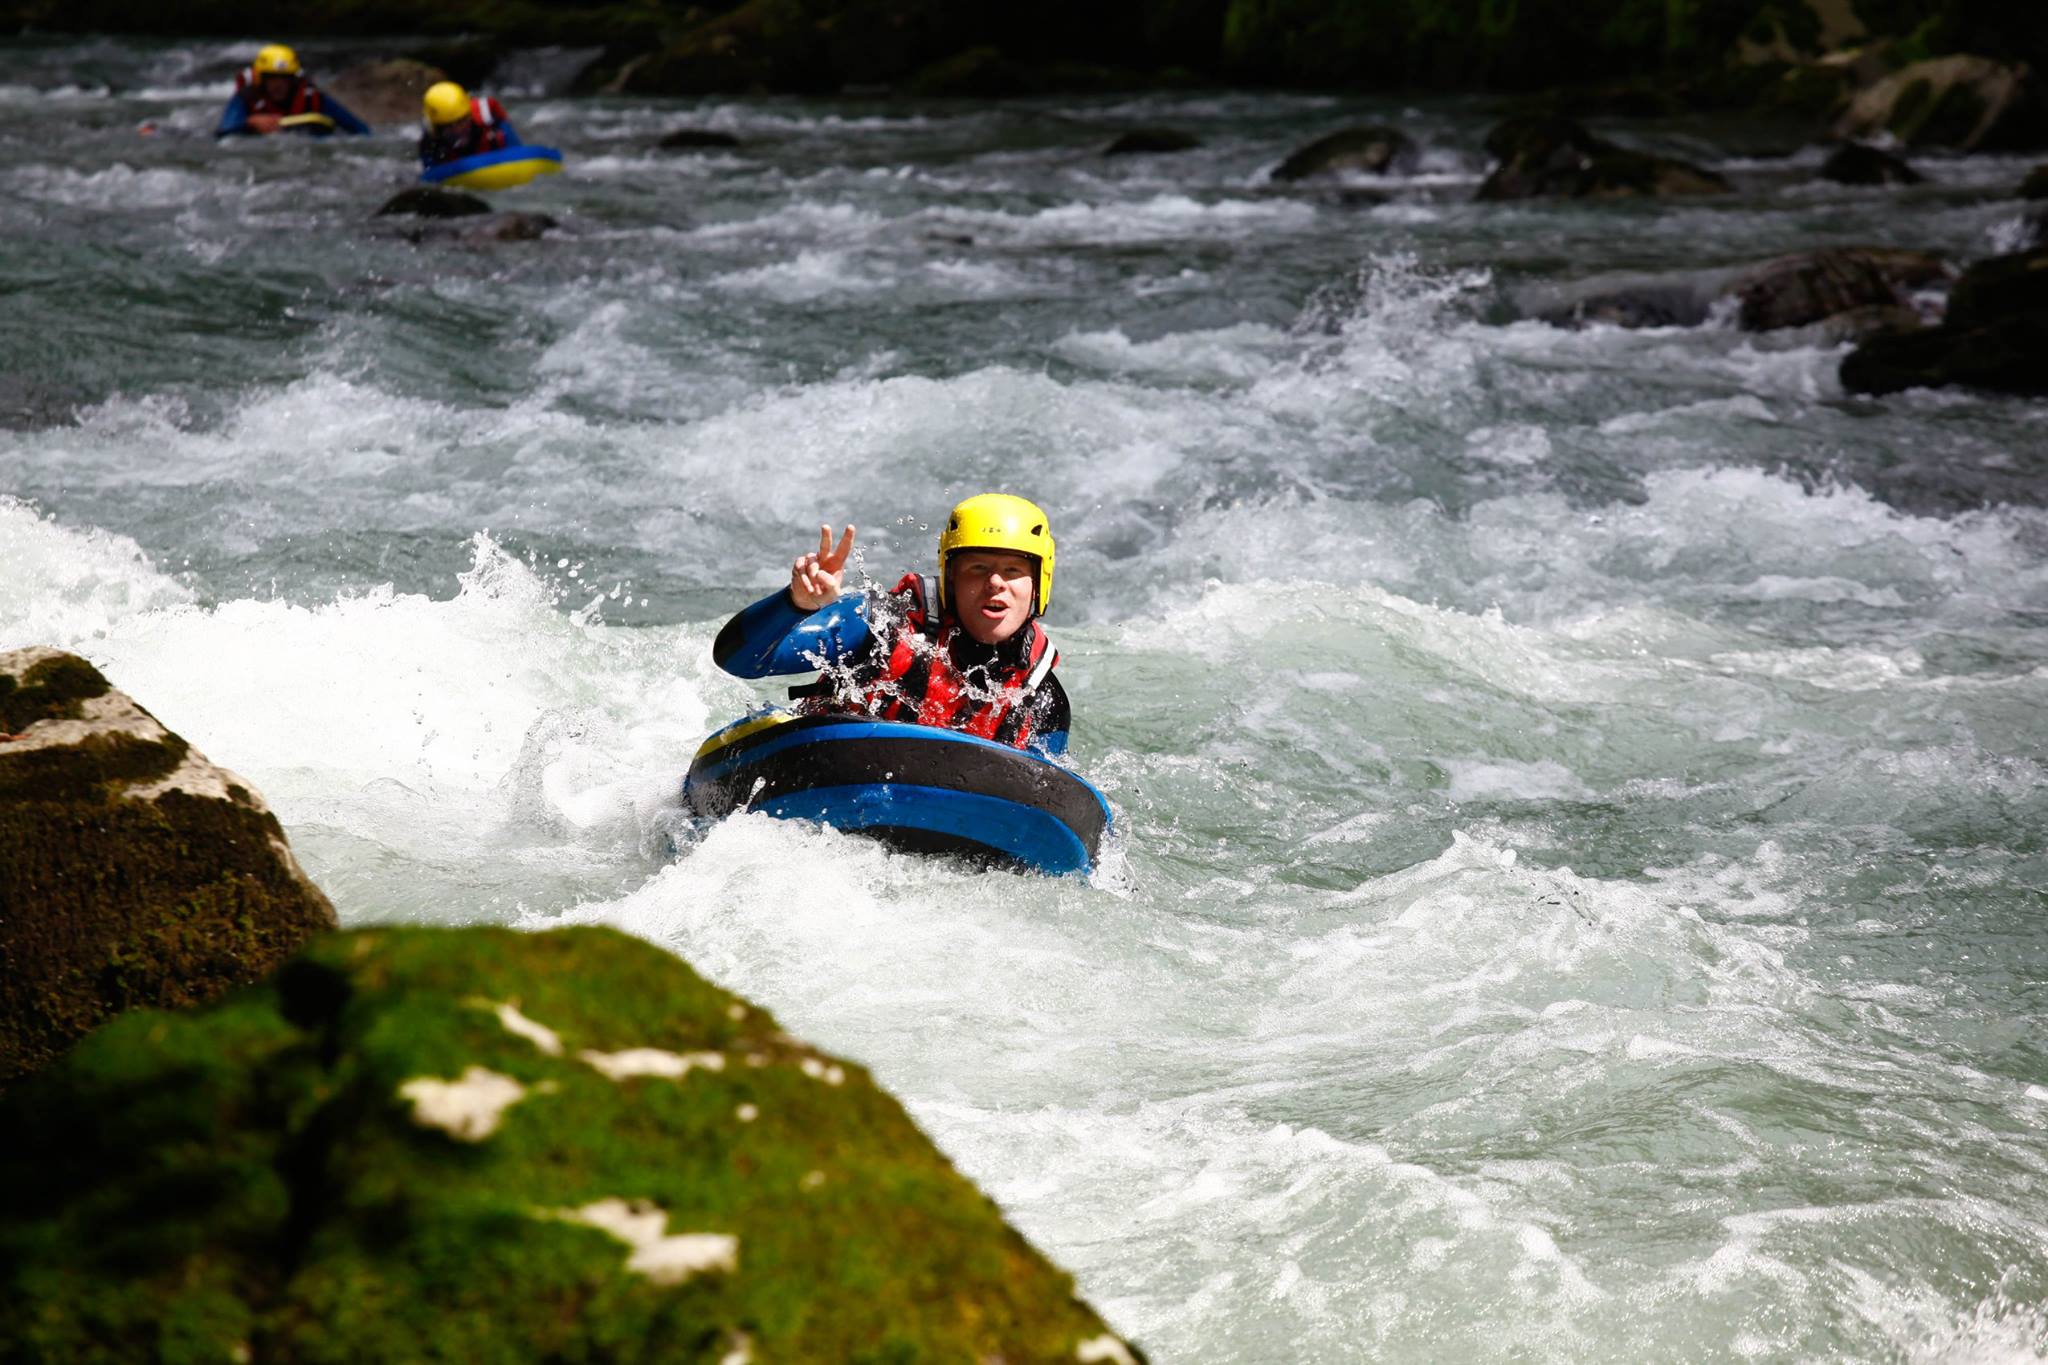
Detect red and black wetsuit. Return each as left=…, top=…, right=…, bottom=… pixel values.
left=713, top=573, right=1071, bottom=754
left=418, top=96, right=519, bottom=168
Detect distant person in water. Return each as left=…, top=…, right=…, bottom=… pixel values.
left=713, top=494, right=1071, bottom=754
left=215, top=45, right=369, bottom=138
left=418, top=80, right=522, bottom=169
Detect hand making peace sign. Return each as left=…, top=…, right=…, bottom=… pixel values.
left=789, top=523, right=856, bottom=611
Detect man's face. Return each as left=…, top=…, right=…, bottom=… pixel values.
left=949, top=549, right=1036, bottom=646
left=260, top=73, right=294, bottom=105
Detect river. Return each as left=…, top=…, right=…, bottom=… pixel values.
left=4, top=34, right=2047, bottom=1362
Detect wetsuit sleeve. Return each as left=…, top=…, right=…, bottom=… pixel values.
left=216, top=92, right=253, bottom=137
left=712, top=589, right=873, bottom=679
left=1029, top=674, right=1070, bottom=756
left=486, top=98, right=523, bottom=147
left=320, top=94, right=372, bottom=136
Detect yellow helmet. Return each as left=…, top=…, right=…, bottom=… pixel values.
left=422, top=81, right=472, bottom=127
left=251, top=44, right=302, bottom=77
left=938, top=493, right=1055, bottom=617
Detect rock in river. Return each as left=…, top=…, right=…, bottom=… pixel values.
left=324, top=58, right=451, bottom=129
left=1270, top=124, right=1416, bottom=181
left=658, top=127, right=742, bottom=150
left=1818, top=141, right=1922, bottom=186
left=1476, top=116, right=1730, bottom=200
left=1104, top=127, right=1202, bottom=156
left=375, top=187, right=492, bottom=218
left=1841, top=247, right=2048, bottom=397
left=1729, top=247, right=1949, bottom=332
left=1520, top=247, right=1947, bottom=340
left=0, top=648, right=335, bottom=1085
left=0, top=925, right=1145, bottom=1364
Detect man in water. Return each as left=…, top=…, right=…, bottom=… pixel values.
left=215, top=45, right=369, bottom=138
left=418, top=80, right=522, bottom=169
left=713, top=494, right=1071, bottom=754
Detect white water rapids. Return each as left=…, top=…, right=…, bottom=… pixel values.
left=4, top=36, right=2048, bottom=1361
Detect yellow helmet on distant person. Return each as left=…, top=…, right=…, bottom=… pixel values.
left=251, top=44, right=302, bottom=77
left=422, top=80, right=472, bottom=127
left=938, top=493, right=1055, bottom=617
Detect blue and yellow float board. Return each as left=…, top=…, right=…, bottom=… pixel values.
left=682, top=712, right=1111, bottom=876
left=420, top=145, right=564, bottom=191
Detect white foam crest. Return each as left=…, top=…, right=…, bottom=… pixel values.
left=674, top=103, right=943, bottom=133
left=653, top=365, right=1209, bottom=524
left=1251, top=254, right=1493, bottom=416
left=1053, top=324, right=1292, bottom=385
left=706, top=249, right=1031, bottom=303
left=1142, top=466, right=2048, bottom=631
left=0, top=497, right=194, bottom=648
left=932, top=193, right=1319, bottom=246
left=920, top=1096, right=1604, bottom=1361
left=12, top=161, right=238, bottom=210
left=58, top=535, right=735, bottom=909
left=1116, top=579, right=1677, bottom=708
left=685, top=201, right=889, bottom=243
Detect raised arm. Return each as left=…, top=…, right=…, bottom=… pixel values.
left=713, top=525, right=871, bottom=678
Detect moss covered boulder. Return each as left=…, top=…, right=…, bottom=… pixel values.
left=1476, top=115, right=1731, bottom=201
left=0, top=925, right=1142, bottom=1365
left=0, top=648, right=336, bottom=1086
left=1833, top=55, right=2048, bottom=152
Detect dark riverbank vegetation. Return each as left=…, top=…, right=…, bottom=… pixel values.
left=9, top=0, right=2047, bottom=113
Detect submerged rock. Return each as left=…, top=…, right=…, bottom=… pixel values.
left=1270, top=125, right=1416, bottom=181
left=386, top=211, right=560, bottom=245
left=0, top=925, right=1143, bottom=1364
left=1103, top=127, right=1202, bottom=156
left=1476, top=115, right=1730, bottom=200
left=0, top=648, right=335, bottom=1085
left=1818, top=141, right=1922, bottom=186
left=375, top=186, right=491, bottom=218
left=2022, top=164, right=2048, bottom=199
left=1841, top=247, right=2048, bottom=396
left=324, top=58, right=450, bottom=129
left=1833, top=55, right=2048, bottom=153
left=658, top=127, right=742, bottom=150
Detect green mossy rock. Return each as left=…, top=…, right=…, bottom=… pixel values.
left=0, top=648, right=337, bottom=1087
left=0, top=926, right=1143, bottom=1365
